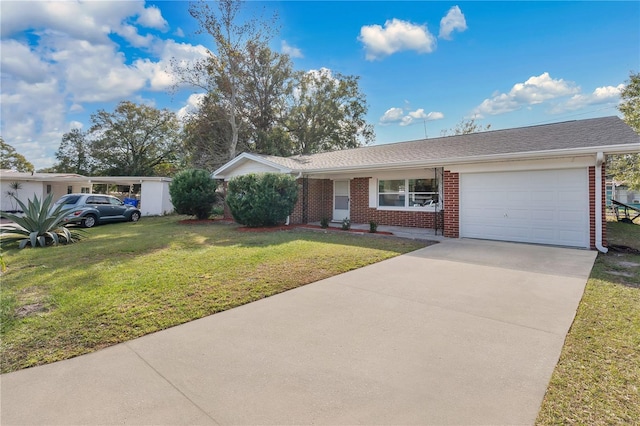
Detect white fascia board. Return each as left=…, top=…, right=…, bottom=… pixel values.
left=300, top=143, right=640, bottom=176
left=212, top=153, right=293, bottom=179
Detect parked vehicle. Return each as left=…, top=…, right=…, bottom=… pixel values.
left=55, top=194, right=141, bottom=228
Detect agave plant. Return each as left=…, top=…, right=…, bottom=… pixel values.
left=0, top=193, right=84, bottom=249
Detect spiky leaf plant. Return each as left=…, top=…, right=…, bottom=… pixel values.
left=0, top=194, right=84, bottom=249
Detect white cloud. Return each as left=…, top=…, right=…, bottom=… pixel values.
left=281, top=40, right=304, bottom=58
left=177, top=93, right=206, bottom=121
left=0, top=0, right=210, bottom=170
left=0, top=39, right=50, bottom=84
left=0, top=78, right=67, bottom=169
left=380, top=107, right=405, bottom=124
left=136, top=40, right=210, bottom=91
left=1, top=1, right=147, bottom=45
left=379, top=107, right=444, bottom=126
left=552, top=84, right=624, bottom=113
left=359, top=18, right=436, bottom=60
left=473, top=72, right=580, bottom=116
left=439, top=6, right=467, bottom=40
left=174, top=27, right=185, bottom=38
left=136, top=5, right=168, bottom=31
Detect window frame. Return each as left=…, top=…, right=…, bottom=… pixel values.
left=377, top=177, right=440, bottom=211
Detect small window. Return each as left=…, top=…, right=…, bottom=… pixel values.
left=81, top=187, right=90, bottom=194
left=67, top=186, right=73, bottom=194
left=46, top=184, right=52, bottom=194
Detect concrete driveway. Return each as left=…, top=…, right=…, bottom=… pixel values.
left=0, top=239, right=596, bottom=425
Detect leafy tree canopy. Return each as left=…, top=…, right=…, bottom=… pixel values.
left=0, top=138, right=34, bottom=172
left=609, top=71, right=640, bottom=190
left=53, top=101, right=182, bottom=177
left=177, top=0, right=374, bottom=167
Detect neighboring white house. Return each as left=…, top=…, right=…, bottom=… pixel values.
left=0, top=171, right=174, bottom=216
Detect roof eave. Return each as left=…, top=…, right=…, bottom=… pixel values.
left=298, top=143, right=640, bottom=176
left=212, top=153, right=293, bottom=179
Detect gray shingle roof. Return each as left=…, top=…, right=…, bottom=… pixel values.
left=247, top=116, right=638, bottom=173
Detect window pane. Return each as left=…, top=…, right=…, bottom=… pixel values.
left=379, top=179, right=404, bottom=193
left=410, top=179, right=436, bottom=192
left=379, top=194, right=405, bottom=207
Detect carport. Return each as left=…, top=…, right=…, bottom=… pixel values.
left=0, top=170, right=173, bottom=216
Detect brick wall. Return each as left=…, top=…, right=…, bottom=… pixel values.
left=290, top=178, right=332, bottom=224
left=589, top=165, right=608, bottom=249
left=443, top=171, right=459, bottom=238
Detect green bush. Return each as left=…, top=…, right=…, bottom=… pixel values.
left=369, top=220, right=378, bottom=233
left=226, top=173, right=298, bottom=227
left=0, top=194, right=85, bottom=249
left=169, top=169, right=218, bottom=220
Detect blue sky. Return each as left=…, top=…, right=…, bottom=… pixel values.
left=1, top=1, right=638, bottom=170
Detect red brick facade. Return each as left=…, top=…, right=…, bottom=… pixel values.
left=222, top=165, right=604, bottom=249
left=290, top=178, right=333, bottom=224
left=443, top=171, right=459, bottom=238
left=348, top=178, right=438, bottom=228
left=588, top=165, right=608, bottom=250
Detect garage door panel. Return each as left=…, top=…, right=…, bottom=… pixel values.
left=530, top=191, right=556, bottom=203
left=460, top=169, right=589, bottom=248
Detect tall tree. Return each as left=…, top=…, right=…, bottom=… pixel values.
left=285, top=69, right=374, bottom=155
left=609, top=71, right=640, bottom=190
left=89, top=101, right=181, bottom=176
left=173, top=0, right=276, bottom=163
left=440, top=117, right=491, bottom=136
left=243, top=41, right=294, bottom=156
left=183, top=93, right=249, bottom=171
left=0, top=138, right=34, bottom=172
left=55, top=129, right=93, bottom=175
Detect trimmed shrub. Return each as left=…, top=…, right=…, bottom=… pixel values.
left=226, top=173, right=298, bottom=227
left=169, top=169, right=218, bottom=220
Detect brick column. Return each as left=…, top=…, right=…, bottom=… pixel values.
left=589, top=165, right=608, bottom=250
left=443, top=171, right=459, bottom=238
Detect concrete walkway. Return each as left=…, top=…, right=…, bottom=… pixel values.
left=0, top=239, right=596, bottom=425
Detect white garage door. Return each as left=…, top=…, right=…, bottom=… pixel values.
left=459, top=169, right=589, bottom=248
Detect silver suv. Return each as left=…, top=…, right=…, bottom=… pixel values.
left=55, top=194, right=141, bottom=228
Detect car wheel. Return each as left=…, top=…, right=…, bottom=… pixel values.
left=83, top=214, right=97, bottom=228
left=130, top=212, right=141, bottom=222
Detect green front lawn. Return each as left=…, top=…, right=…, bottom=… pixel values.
left=537, top=221, right=640, bottom=425
left=0, top=216, right=427, bottom=373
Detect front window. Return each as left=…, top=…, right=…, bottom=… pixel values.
left=379, top=178, right=438, bottom=208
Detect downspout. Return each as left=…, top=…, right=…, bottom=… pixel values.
left=595, top=152, right=608, bottom=253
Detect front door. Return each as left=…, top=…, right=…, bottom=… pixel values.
left=333, top=180, right=350, bottom=222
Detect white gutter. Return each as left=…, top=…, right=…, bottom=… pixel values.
left=287, top=143, right=640, bottom=176
left=595, top=152, right=608, bottom=253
